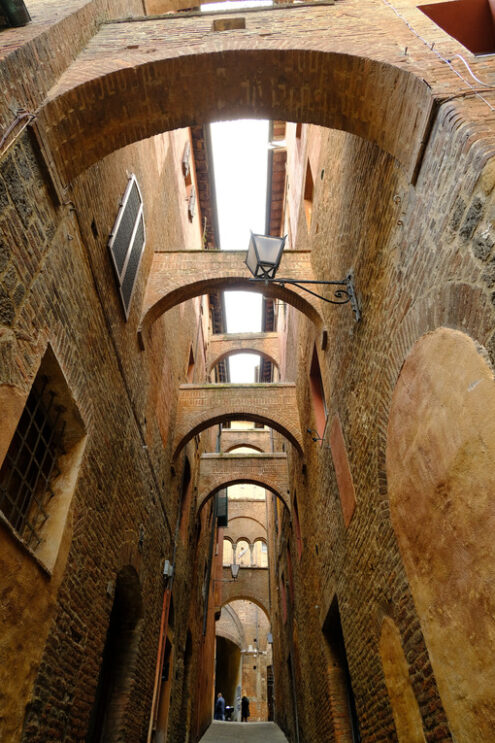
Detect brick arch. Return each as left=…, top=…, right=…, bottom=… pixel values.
left=140, top=253, right=323, bottom=340
left=217, top=604, right=246, bottom=650
left=226, top=444, right=264, bottom=454
left=228, top=515, right=267, bottom=533
left=253, top=536, right=268, bottom=546
left=40, top=19, right=433, bottom=184
left=220, top=595, right=270, bottom=621
left=210, top=349, right=279, bottom=377
left=386, top=327, right=495, bottom=741
left=374, top=282, right=495, bottom=502
left=220, top=429, right=272, bottom=453
left=197, top=480, right=289, bottom=515
left=174, top=384, right=303, bottom=456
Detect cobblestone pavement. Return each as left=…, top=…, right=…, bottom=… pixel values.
left=199, top=721, right=289, bottom=741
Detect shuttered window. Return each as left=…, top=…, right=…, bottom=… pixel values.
left=216, top=489, right=228, bottom=527
left=108, top=175, right=146, bottom=319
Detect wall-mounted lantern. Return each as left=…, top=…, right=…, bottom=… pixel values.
left=245, top=232, right=360, bottom=322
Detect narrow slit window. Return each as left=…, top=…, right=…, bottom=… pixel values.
left=304, top=161, right=314, bottom=229
left=310, top=346, right=327, bottom=439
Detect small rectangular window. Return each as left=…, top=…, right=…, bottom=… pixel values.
left=108, top=175, right=146, bottom=320
left=0, top=347, right=86, bottom=570
left=310, top=346, right=327, bottom=439
left=216, top=490, right=228, bottom=527
left=0, top=377, right=65, bottom=550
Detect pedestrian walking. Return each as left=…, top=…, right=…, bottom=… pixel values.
left=241, top=695, right=250, bottom=722
left=214, top=692, right=226, bottom=721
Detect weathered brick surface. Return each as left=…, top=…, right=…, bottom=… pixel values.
left=0, top=123, right=213, bottom=742
left=268, top=108, right=495, bottom=742
left=207, top=332, right=281, bottom=376
left=174, top=383, right=303, bottom=456
left=0, top=0, right=143, bottom=132
left=221, top=566, right=269, bottom=616
left=198, top=453, right=289, bottom=512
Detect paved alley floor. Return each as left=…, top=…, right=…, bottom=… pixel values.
left=199, top=721, right=289, bottom=742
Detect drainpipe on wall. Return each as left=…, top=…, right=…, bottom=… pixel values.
left=203, top=495, right=218, bottom=635
left=0, top=0, right=30, bottom=25
left=146, top=466, right=186, bottom=743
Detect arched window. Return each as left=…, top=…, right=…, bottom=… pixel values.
left=252, top=539, right=268, bottom=567
left=236, top=539, right=250, bottom=567
left=223, top=539, right=234, bottom=566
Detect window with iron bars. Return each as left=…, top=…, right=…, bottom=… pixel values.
left=0, top=376, right=66, bottom=550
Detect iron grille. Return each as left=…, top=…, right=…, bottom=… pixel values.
left=0, top=377, right=65, bottom=550
left=108, top=175, right=146, bottom=320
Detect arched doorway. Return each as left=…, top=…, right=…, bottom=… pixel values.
left=86, top=566, right=143, bottom=743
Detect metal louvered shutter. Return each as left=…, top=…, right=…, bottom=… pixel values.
left=216, top=489, right=228, bottom=527
left=108, top=175, right=146, bottom=320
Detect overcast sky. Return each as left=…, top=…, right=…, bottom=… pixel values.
left=201, top=0, right=272, bottom=10
left=209, top=119, right=270, bottom=382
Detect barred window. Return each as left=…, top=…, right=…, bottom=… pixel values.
left=0, top=346, right=86, bottom=569
left=0, top=377, right=65, bottom=549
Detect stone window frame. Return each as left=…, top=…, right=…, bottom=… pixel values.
left=0, top=345, right=87, bottom=573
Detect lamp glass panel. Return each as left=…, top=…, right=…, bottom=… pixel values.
left=245, top=236, right=260, bottom=277
left=254, top=235, right=284, bottom=268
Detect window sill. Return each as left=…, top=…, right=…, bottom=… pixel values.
left=0, top=511, right=52, bottom=579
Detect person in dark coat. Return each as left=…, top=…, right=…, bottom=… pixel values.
left=241, top=695, right=250, bottom=722
left=214, top=692, right=226, bottom=720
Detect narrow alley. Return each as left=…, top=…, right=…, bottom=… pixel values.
left=199, top=722, right=288, bottom=742
left=1, top=0, right=495, bottom=741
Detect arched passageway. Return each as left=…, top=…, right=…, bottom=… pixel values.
left=139, top=250, right=322, bottom=341
left=220, top=428, right=273, bottom=454
left=173, top=384, right=303, bottom=457
left=207, top=332, right=280, bottom=377
left=199, top=481, right=289, bottom=515
left=198, top=452, right=289, bottom=512
left=38, top=8, right=436, bottom=183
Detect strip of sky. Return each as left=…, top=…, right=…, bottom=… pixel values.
left=209, top=119, right=269, bottom=382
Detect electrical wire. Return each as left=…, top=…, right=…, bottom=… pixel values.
left=381, top=0, right=495, bottom=112
left=0, top=110, right=36, bottom=157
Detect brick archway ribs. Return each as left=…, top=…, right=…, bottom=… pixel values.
left=173, top=383, right=303, bottom=457
left=198, top=480, right=289, bottom=515
left=38, top=10, right=435, bottom=184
